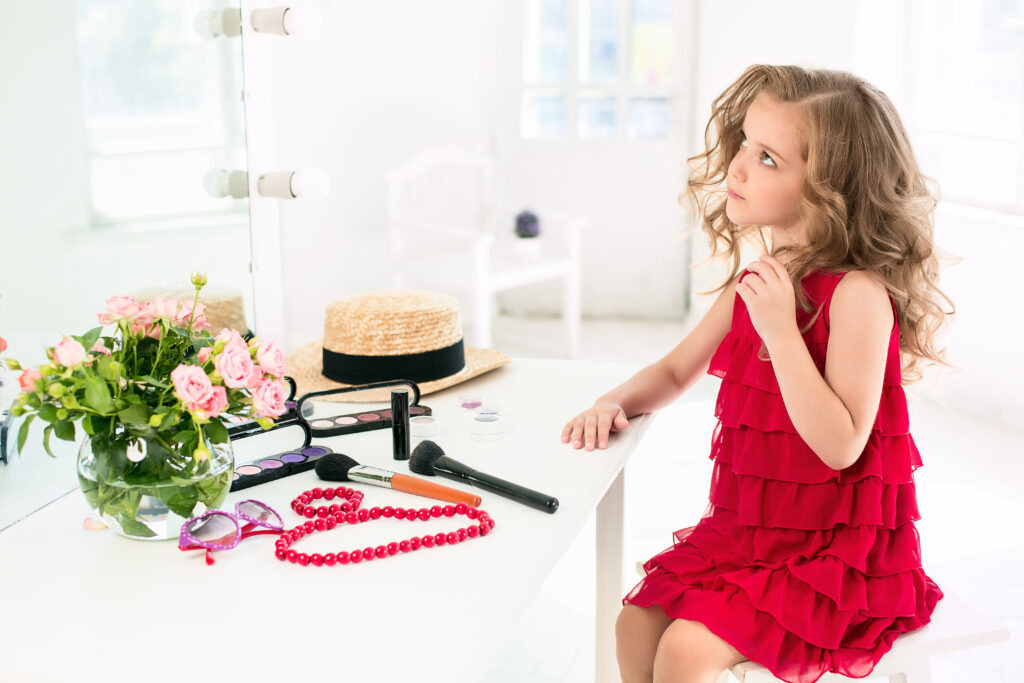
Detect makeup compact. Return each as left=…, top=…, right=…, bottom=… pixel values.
left=296, top=380, right=431, bottom=439
left=229, top=419, right=337, bottom=491
left=410, top=414, right=441, bottom=439
left=469, top=407, right=504, bottom=441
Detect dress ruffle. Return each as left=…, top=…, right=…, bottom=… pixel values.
left=624, top=270, right=942, bottom=683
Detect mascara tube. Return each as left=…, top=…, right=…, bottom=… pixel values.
left=391, top=389, right=410, bottom=460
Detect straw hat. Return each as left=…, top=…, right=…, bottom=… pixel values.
left=287, top=289, right=509, bottom=402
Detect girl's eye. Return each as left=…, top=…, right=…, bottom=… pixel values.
left=739, top=132, right=776, bottom=168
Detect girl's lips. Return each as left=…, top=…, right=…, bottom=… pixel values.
left=728, top=189, right=744, bottom=200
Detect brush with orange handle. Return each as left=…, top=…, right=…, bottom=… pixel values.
left=314, top=453, right=482, bottom=507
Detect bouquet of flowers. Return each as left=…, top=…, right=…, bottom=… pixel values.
left=8, top=274, right=289, bottom=538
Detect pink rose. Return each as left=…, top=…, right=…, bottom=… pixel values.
left=53, top=337, right=87, bottom=367
left=171, top=364, right=215, bottom=407
left=215, top=328, right=247, bottom=350
left=90, top=341, right=111, bottom=357
left=254, top=340, right=286, bottom=378
left=130, top=310, right=155, bottom=337
left=192, top=385, right=228, bottom=419
left=251, top=378, right=288, bottom=418
left=213, top=342, right=256, bottom=389
left=98, top=296, right=141, bottom=325
left=18, top=368, right=42, bottom=392
left=0, top=336, right=6, bottom=353
left=146, top=297, right=178, bottom=320
left=198, top=346, right=212, bottom=364
left=246, top=365, right=265, bottom=389
left=175, top=301, right=210, bottom=331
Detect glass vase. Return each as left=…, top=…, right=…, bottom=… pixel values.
left=77, top=432, right=234, bottom=541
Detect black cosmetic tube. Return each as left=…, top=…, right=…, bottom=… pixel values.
left=391, top=390, right=410, bottom=460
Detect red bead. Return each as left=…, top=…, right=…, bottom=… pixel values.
left=382, top=506, right=394, bottom=518
left=344, top=512, right=357, bottom=524
left=314, top=518, right=326, bottom=531
left=350, top=552, right=362, bottom=564
left=422, top=535, right=435, bottom=548
left=323, top=553, right=337, bottom=566
left=417, top=509, right=430, bottom=521
left=300, top=494, right=311, bottom=504
left=303, top=521, right=316, bottom=532
left=398, top=541, right=410, bottom=553
left=340, top=502, right=351, bottom=512
left=323, top=489, right=336, bottom=500
left=362, top=548, right=374, bottom=560
left=312, top=487, right=323, bottom=498
left=357, top=509, right=370, bottom=522
left=386, top=542, right=399, bottom=555
left=434, top=533, right=446, bottom=545
left=443, top=505, right=455, bottom=517
left=337, top=551, right=349, bottom=564
left=303, top=506, right=316, bottom=518
left=429, top=506, right=442, bottom=518
left=315, top=507, right=328, bottom=519
left=370, top=507, right=382, bottom=519
left=487, top=518, right=495, bottom=529
left=374, top=545, right=387, bottom=558
left=286, top=550, right=298, bottom=563
left=334, top=486, right=348, bottom=497
left=310, top=553, right=323, bottom=566
left=334, top=513, right=346, bottom=524
left=410, top=537, right=422, bottom=550
left=325, top=518, right=337, bottom=530
left=446, top=532, right=458, bottom=544
left=457, top=528, right=467, bottom=541
left=297, top=553, right=309, bottom=566
left=480, top=524, right=490, bottom=536
left=328, top=504, right=340, bottom=514
left=467, top=508, right=478, bottom=519
left=275, top=549, right=287, bottom=561
left=455, top=503, right=467, bottom=514
left=393, top=508, right=406, bottom=520
left=467, top=525, right=479, bottom=538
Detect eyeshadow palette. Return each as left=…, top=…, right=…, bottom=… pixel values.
left=230, top=445, right=334, bottom=492
left=305, top=404, right=432, bottom=438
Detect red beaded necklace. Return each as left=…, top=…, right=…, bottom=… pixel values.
left=275, top=485, right=495, bottom=566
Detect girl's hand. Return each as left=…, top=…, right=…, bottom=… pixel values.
left=561, top=401, right=629, bottom=451
left=735, top=254, right=800, bottom=347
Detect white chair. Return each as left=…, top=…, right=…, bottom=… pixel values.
left=719, top=591, right=1010, bottom=683
left=387, top=147, right=585, bottom=355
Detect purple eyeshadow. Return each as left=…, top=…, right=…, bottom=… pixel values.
left=357, top=413, right=379, bottom=421
left=409, top=406, right=426, bottom=415
left=258, top=459, right=283, bottom=469
left=335, top=416, right=358, bottom=425
left=280, top=453, right=305, bottom=463
left=303, top=447, right=328, bottom=458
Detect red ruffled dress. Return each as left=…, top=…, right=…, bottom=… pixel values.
left=624, top=271, right=942, bottom=683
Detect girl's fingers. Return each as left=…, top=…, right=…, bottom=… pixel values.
left=597, top=412, right=612, bottom=448
left=583, top=413, right=597, bottom=450
left=758, top=254, right=789, bottom=281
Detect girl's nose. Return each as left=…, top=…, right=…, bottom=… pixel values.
left=728, top=153, right=745, bottom=182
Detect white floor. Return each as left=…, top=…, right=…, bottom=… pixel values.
left=478, top=314, right=1022, bottom=683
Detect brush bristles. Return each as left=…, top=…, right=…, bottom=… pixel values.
left=315, top=452, right=360, bottom=481
left=409, top=440, right=445, bottom=476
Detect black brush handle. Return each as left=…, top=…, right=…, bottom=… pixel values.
left=433, top=456, right=558, bottom=514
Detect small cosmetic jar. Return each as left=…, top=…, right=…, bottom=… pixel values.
left=458, top=394, right=483, bottom=410
left=410, top=414, right=441, bottom=438
left=469, top=408, right=503, bottom=440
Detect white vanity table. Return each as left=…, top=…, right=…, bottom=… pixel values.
left=0, top=358, right=655, bottom=683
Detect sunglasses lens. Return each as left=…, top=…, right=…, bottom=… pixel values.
left=186, top=512, right=239, bottom=546
left=237, top=500, right=282, bottom=529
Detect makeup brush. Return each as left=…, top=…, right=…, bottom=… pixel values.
left=315, top=453, right=481, bottom=507
left=409, top=440, right=559, bottom=514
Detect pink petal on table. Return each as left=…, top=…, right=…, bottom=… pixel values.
left=82, top=517, right=108, bottom=531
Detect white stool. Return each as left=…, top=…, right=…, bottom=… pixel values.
left=721, top=591, right=1009, bottom=683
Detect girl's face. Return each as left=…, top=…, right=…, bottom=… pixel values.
left=726, top=92, right=808, bottom=247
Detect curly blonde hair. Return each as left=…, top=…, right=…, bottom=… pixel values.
left=684, top=64, right=954, bottom=382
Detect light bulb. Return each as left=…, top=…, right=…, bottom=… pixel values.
left=289, top=168, right=329, bottom=201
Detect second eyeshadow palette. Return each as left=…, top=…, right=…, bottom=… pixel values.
left=306, top=404, right=432, bottom=438
left=230, top=445, right=334, bottom=492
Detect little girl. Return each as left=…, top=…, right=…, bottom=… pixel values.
left=562, top=65, right=952, bottom=683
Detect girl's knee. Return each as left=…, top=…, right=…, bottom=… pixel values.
left=653, top=619, right=744, bottom=677
left=615, top=605, right=672, bottom=679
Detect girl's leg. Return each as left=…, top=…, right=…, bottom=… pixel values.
left=615, top=604, right=673, bottom=683
left=652, top=618, right=746, bottom=683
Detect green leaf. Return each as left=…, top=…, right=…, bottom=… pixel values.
left=162, top=486, right=200, bottom=520
left=139, top=375, right=170, bottom=389
left=38, top=404, right=58, bottom=423
left=78, top=327, right=102, bottom=351
left=96, top=355, right=115, bottom=381
left=17, top=414, right=35, bottom=454
left=204, top=420, right=228, bottom=443
left=84, top=376, right=115, bottom=414
left=117, top=403, right=149, bottom=429
left=42, top=426, right=55, bottom=458
left=116, top=513, right=156, bottom=538
left=54, top=420, right=75, bottom=442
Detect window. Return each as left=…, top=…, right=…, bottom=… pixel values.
left=75, top=0, right=247, bottom=227
left=521, top=0, right=676, bottom=140
left=906, top=0, right=1024, bottom=213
